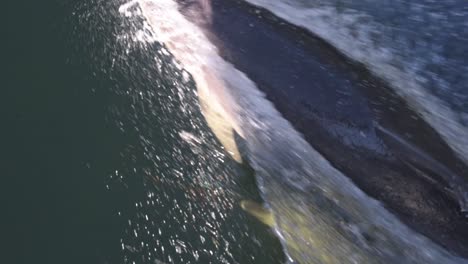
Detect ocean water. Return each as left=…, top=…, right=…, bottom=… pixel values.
left=5, top=0, right=468, bottom=263
left=7, top=0, right=283, bottom=263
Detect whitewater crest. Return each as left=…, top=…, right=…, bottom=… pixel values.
left=119, top=0, right=467, bottom=263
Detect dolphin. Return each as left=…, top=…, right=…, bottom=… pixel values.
left=174, top=0, right=468, bottom=257
left=122, top=0, right=468, bottom=262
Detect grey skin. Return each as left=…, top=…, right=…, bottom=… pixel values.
left=174, top=0, right=468, bottom=258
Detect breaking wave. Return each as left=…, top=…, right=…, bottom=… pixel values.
left=243, top=0, right=468, bottom=167
left=118, top=0, right=468, bottom=262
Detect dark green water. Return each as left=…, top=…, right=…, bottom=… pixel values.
left=5, top=1, right=283, bottom=263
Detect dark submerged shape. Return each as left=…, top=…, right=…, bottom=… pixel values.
left=178, top=0, right=468, bottom=257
